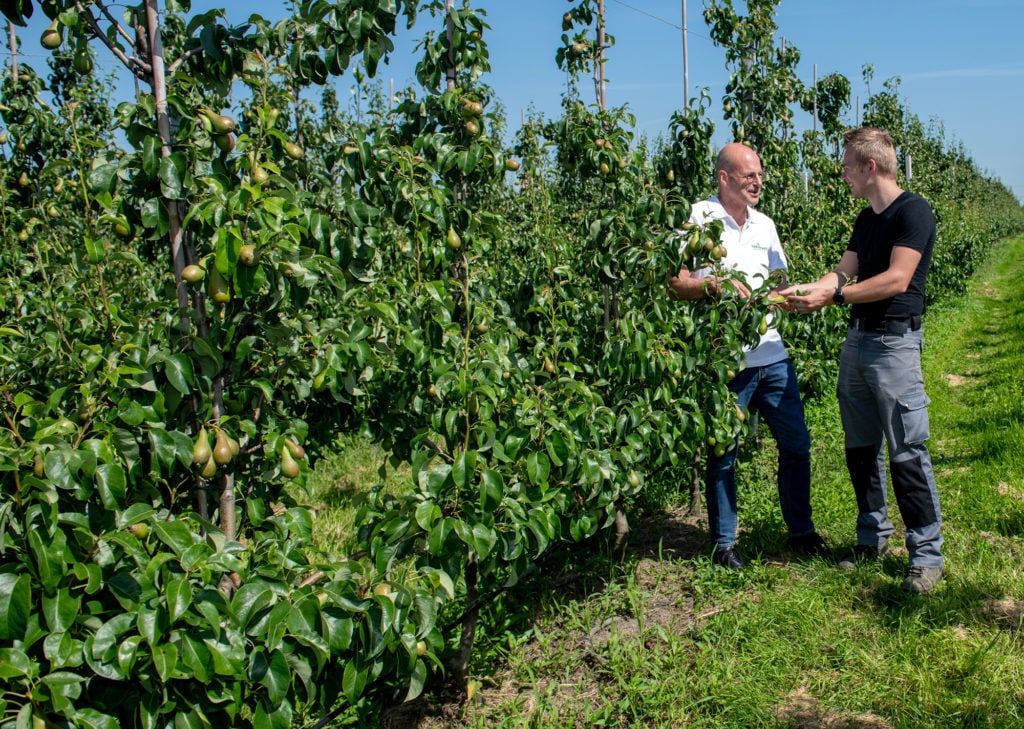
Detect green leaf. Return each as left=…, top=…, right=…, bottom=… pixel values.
left=181, top=634, right=213, bottom=683
left=0, top=573, right=30, bottom=640
left=428, top=517, right=454, bottom=556
left=117, top=634, right=143, bottom=675
left=42, top=669, right=85, bottom=712
left=87, top=161, right=118, bottom=193
left=148, top=426, right=193, bottom=471
left=163, top=353, right=194, bottom=395
left=253, top=697, right=293, bottom=729
left=479, top=469, right=503, bottom=512
left=152, top=519, right=198, bottom=556
left=471, top=523, right=497, bottom=560
left=0, top=647, right=31, bottom=679
left=95, top=463, right=127, bottom=510
left=119, top=503, right=157, bottom=529
left=545, top=431, right=570, bottom=467
left=68, top=708, right=120, bottom=729
left=42, top=587, right=81, bottom=633
left=232, top=583, right=274, bottom=634
left=405, top=658, right=428, bottom=701
left=414, top=500, right=440, bottom=531
left=172, top=706, right=207, bottom=729
left=255, top=648, right=290, bottom=704
left=142, top=133, right=160, bottom=177
left=92, top=613, right=135, bottom=660
left=28, top=527, right=64, bottom=594
left=137, top=599, right=168, bottom=646
left=152, top=641, right=178, bottom=682
left=527, top=451, right=551, bottom=486
left=452, top=449, right=477, bottom=490
left=159, top=152, right=186, bottom=199
left=342, top=658, right=368, bottom=703
left=322, top=612, right=354, bottom=652
left=43, top=629, right=83, bottom=670
left=85, top=236, right=107, bottom=264
left=165, top=576, right=193, bottom=624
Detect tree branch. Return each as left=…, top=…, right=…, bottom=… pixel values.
left=73, top=0, right=151, bottom=81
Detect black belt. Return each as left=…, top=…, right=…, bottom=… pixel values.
left=850, top=315, right=922, bottom=334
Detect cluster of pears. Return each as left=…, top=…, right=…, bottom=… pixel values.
left=192, top=425, right=239, bottom=479
left=197, top=108, right=237, bottom=154
left=460, top=97, right=484, bottom=136
left=680, top=222, right=728, bottom=263
left=41, top=20, right=93, bottom=74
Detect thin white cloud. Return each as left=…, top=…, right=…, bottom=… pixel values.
left=902, top=67, right=1024, bottom=81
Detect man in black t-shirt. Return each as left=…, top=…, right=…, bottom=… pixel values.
left=782, top=127, right=945, bottom=594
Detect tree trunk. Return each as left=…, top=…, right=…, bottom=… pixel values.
left=449, top=557, right=478, bottom=693
left=689, top=447, right=702, bottom=515
left=612, top=502, right=630, bottom=557
left=144, top=1, right=233, bottom=535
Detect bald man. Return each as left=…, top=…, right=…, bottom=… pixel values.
left=668, top=143, right=828, bottom=570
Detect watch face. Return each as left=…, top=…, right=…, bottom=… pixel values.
left=833, top=288, right=844, bottom=305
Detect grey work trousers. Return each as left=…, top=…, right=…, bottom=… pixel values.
left=837, top=327, right=944, bottom=568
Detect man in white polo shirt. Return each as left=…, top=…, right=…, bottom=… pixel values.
left=668, top=142, right=828, bottom=570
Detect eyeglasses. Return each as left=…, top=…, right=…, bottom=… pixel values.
left=730, top=171, right=765, bottom=183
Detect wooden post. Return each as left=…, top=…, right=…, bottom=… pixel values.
left=7, top=21, right=17, bottom=82
left=682, top=0, right=688, bottom=110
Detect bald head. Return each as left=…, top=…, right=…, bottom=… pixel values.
left=715, top=143, right=764, bottom=219
left=716, top=142, right=760, bottom=176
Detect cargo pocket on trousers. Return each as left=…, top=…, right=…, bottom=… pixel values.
left=898, top=392, right=931, bottom=445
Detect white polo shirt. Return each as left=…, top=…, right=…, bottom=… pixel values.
left=687, top=196, right=789, bottom=369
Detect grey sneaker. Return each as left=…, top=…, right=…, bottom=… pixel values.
left=902, top=566, right=945, bottom=594
left=837, top=543, right=887, bottom=571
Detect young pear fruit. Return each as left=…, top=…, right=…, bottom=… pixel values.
left=200, top=456, right=218, bottom=479
left=280, top=445, right=300, bottom=479
left=214, top=133, right=235, bottom=153
left=213, top=429, right=233, bottom=466
left=182, top=264, right=205, bottom=283
left=192, top=427, right=212, bottom=466
left=446, top=227, right=462, bottom=250
left=41, top=21, right=62, bottom=50
left=207, top=266, right=231, bottom=304
left=209, top=112, right=236, bottom=134
left=238, top=244, right=258, bottom=266
left=284, top=438, right=305, bottom=460
left=73, top=50, right=93, bottom=74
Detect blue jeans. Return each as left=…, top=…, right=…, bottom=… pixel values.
left=837, top=328, right=943, bottom=568
left=706, top=358, right=814, bottom=548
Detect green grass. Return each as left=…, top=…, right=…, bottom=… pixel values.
left=298, top=432, right=411, bottom=555
left=311, top=236, right=1024, bottom=728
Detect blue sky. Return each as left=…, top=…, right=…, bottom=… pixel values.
left=6, top=1, right=1023, bottom=201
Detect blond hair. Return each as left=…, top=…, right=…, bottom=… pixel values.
left=843, top=127, right=897, bottom=178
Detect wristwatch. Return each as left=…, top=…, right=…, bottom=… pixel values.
left=832, top=287, right=846, bottom=305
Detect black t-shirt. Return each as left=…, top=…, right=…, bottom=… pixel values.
left=847, top=190, right=935, bottom=321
